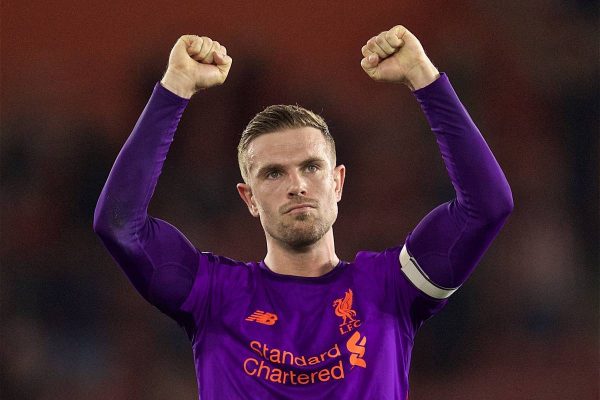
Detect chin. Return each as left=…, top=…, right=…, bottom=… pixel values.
left=265, top=212, right=334, bottom=249
left=284, top=232, right=323, bottom=249
left=281, top=224, right=329, bottom=249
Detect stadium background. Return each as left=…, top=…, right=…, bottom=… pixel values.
left=1, top=1, right=598, bottom=398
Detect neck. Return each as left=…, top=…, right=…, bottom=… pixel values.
left=263, top=229, right=340, bottom=277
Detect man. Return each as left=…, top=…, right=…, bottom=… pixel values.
left=93, top=25, right=513, bottom=399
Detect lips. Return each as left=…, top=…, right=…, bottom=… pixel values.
left=284, top=203, right=317, bottom=213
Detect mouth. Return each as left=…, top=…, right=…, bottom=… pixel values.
left=285, top=203, right=316, bottom=214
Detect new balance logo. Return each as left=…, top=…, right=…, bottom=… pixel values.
left=245, top=310, right=278, bottom=325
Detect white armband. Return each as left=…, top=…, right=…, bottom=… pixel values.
left=399, top=244, right=459, bottom=300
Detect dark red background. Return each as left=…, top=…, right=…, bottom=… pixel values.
left=2, top=1, right=598, bottom=399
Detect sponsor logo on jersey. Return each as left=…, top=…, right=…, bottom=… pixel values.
left=242, top=340, right=347, bottom=385
left=245, top=310, right=278, bottom=325
left=242, top=335, right=368, bottom=385
left=346, top=331, right=367, bottom=369
left=333, top=288, right=361, bottom=334
left=241, top=288, right=368, bottom=385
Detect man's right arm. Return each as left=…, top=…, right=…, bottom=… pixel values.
left=92, top=35, right=232, bottom=324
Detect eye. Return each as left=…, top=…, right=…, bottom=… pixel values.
left=266, top=170, right=282, bottom=179
left=306, top=164, right=319, bottom=173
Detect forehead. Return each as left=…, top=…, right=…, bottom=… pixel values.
left=246, top=127, right=331, bottom=172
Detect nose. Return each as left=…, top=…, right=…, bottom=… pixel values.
left=287, top=171, right=307, bottom=197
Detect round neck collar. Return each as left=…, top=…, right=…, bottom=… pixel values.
left=258, top=259, right=346, bottom=282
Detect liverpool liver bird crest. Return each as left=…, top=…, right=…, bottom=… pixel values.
left=333, top=289, right=357, bottom=325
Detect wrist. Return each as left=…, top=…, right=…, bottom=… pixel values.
left=160, top=70, right=197, bottom=99
left=405, top=59, right=440, bottom=91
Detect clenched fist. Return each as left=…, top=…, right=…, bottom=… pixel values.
left=360, top=25, right=439, bottom=91
left=160, top=35, right=233, bottom=98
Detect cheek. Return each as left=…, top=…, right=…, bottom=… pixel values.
left=323, top=174, right=338, bottom=195
left=254, top=192, right=278, bottom=216
left=316, top=178, right=338, bottom=207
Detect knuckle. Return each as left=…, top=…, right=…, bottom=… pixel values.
left=179, top=35, right=193, bottom=47
left=192, top=38, right=202, bottom=49
left=394, top=25, right=407, bottom=37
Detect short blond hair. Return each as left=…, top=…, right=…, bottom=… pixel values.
left=237, top=104, right=336, bottom=182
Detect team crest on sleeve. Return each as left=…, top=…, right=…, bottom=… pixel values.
left=333, top=289, right=362, bottom=335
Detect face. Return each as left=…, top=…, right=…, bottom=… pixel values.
left=237, top=127, right=345, bottom=249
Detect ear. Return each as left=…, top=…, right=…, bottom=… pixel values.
left=333, top=164, right=346, bottom=202
left=236, top=183, right=260, bottom=217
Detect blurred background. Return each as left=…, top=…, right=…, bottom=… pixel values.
left=1, top=0, right=598, bottom=399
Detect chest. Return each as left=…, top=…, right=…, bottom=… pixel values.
left=192, top=270, right=413, bottom=395
left=207, top=275, right=399, bottom=365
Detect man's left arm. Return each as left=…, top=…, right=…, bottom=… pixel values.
left=361, top=25, right=514, bottom=300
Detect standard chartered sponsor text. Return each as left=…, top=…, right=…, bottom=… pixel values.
left=243, top=340, right=347, bottom=385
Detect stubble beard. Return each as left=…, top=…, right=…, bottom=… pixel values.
left=267, top=209, right=336, bottom=250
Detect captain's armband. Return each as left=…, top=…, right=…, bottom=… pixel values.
left=399, top=245, right=459, bottom=300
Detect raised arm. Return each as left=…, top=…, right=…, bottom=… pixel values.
left=92, top=35, right=232, bottom=322
left=361, top=25, right=513, bottom=300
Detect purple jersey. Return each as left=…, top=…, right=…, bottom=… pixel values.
left=93, top=73, right=513, bottom=399
left=180, top=247, right=447, bottom=399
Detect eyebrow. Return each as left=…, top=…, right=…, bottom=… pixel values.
left=254, top=157, right=326, bottom=178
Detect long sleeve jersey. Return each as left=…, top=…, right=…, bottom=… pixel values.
left=93, top=73, right=513, bottom=399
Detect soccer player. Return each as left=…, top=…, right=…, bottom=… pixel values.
left=93, top=25, right=513, bottom=399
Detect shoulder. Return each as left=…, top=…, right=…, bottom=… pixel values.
left=197, top=250, right=252, bottom=269
left=353, top=246, right=403, bottom=268
left=346, top=246, right=404, bottom=293
left=193, top=250, right=256, bottom=290
left=181, top=251, right=256, bottom=328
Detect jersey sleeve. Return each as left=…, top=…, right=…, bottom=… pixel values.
left=93, top=82, right=200, bottom=327
left=398, top=73, right=513, bottom=302
left=355, top=246, right=447, bottom=334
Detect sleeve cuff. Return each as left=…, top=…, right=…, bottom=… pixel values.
left=153, top=81, right=192, bottom=104
left=412, top=72, right=452, bottom=98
